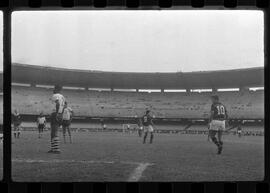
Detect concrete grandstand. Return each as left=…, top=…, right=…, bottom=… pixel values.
left=11, top=63, right=264, bottom=133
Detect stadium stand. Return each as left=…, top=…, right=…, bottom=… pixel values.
left=12, top=85, right=263, bottom=120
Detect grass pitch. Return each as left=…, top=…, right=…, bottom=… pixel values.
left=11, top=130, right=264, bottom=182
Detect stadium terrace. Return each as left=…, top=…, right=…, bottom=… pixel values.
left=10, top=63, right=263, bottom=90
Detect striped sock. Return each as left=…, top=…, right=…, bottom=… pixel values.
left=51, top=137, right=60, bottom=152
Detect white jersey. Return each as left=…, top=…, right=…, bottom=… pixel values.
left=52, top=93, right=66, bottom=113
left=37, top=117, right=46, bottom=125
left=62, top=107, right=73, bottom=120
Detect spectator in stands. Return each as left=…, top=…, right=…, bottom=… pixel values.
left=62, top=102, right=73, bottom=143
left=12, top=109, right=22, bottom=139
left=37, top=112, right=46, bottom=138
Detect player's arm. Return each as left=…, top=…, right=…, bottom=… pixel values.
left=209, top=104, right=215, bottom=123
left=150, top=116, right=155, bottom=129
left=209, top=110, right=214, bottom=124
left=55, top=99, right=60, bottom=113
left=225, top=107, right=229, bottom=120
left=70, top=109, right=74, bottom=120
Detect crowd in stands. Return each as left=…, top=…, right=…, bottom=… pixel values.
left=12, top=86, right=264, bottom=120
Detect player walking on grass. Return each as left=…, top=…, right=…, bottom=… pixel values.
left=12, top=109, right=22, bottom=139
left=37, top=112, right=46, bottom=138
left=62, top=102, right=73, bottom=143
left=142, top=109, right=155, bottom=144
left=209, top=95, right=228, bottom=154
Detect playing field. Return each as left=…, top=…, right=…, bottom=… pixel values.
left=11, top=130, right=264, bottom=182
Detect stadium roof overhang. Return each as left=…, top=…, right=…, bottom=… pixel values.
left=10, top=63, right=264, bottom=90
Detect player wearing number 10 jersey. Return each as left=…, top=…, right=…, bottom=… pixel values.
left=209, top=95, right=228, bottom=154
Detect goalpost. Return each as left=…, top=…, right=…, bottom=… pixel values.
left=122, top=124, right=139, bottom=133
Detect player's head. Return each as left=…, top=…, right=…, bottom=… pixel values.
left=53, top=85, right=62, bottom=94
left=64, top=101, right=68, bottom=107
left=40, top=112, right=43, bottom=116
left=14, top=109, right=18, bottom=114
left=145, top=109, right=150, bottom=115
left=211, top=95, right=219, bottom=103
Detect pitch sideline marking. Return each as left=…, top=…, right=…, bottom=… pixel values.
left=12, top=158, right=153, bottom=181
left=12, top=158, right=152, bottom=166
left=128, top=163, right=153, bottom=182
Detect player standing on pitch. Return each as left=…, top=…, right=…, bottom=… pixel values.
left=142, top=109, right=155, bottom=144
left=52, top=85, right=66, bottom=124
left=62, top=102, right=73, bottom=143
left=37, top=112, right=46, bottom=138
left=209, top=95, right=228, bottom=154
left=12, top=109, right=22, bottom=139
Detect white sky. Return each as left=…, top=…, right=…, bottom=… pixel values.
left=12, top=10, right=264, bottom=73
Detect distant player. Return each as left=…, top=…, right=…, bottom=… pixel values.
left=12, top=109, right=22, bottom=139
left=237, top=122, right=242, bottom=138
left=62, top=102, right=73, bottom=143
left=0, top=124, right=3, bottom=143
left=51, top=85, right=66, bottom=124
left=135, top=115, right=143, bottom=137
left=37, top=112, right=46, bottom=138
left=100, top=119, right=106, bottom=130
left=142, top=109, right=155, bottom=144
left=207, top=124, right=211, bottom=142
left=209, top=95, right=228, bottom=154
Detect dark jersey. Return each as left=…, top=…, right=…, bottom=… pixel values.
left=142, top=114, right=153, bottom=126
left=12, top=113, right=21, bottom=126
left=137, top=117, right=142, bottom=127
left=211, top=102, right=227, bottom=120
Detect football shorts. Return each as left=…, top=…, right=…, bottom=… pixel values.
left=38, top=124, right=45, bottom=132
left=62, top=120, right=71, bottom=127
left=143, top=125, right=154, bottom=132
left=209, top=120, right=225, bottom=131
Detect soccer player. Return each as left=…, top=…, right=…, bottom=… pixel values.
left=207, top=124, right=211, bottom=142
left=37, top=112, right=46, bottom=138
left=209, top=95, right=228, bottom=154
left=237, top=123, right=242, bottom=138
left=51, top=85, right=66, bottom=124
left=135, top=115, right=143, bottom=137
left=12, top=109, right=22, bottom=139
left=142, top=109, right=155, bottom=144
left=48, top=109, right=60, bottom=153
left=0, top=124, right=3, bottom=143
left=62, top=102, right=73, bottom=143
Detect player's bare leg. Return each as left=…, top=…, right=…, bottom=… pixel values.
left=150, top=132, right=154, bottom=144
left=14, top=129, right=17, bottom=138
left=143, top=132, right=148, bottom=144
left=209, top=130, right=220, bottom=153
left=67, top=127, right=72, bottom=143
left=63, top=127, right=66, bottom=144
left=217, top=130, right=223, bottom=154
left=17, top=129, right=20, bottom=138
